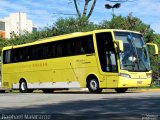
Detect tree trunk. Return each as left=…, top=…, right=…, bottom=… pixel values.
left=87, top=0, right=96, bottom=18
left=83, top=0, right=89, bottom=16
left=73, top=0, right=81, bottom=17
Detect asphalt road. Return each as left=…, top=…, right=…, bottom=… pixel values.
left=0, top=91, right=160, bottom=120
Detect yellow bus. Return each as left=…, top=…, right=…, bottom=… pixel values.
left=1, top=29, right=158, bottom=93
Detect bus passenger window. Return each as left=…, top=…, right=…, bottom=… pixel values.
left=66, top=42, right=73, bottom=56
left=75, top=41, right=85, bottom=54
left=3, top=50, right=11, bottom=64
left=57, top=44, right=62, bottom=57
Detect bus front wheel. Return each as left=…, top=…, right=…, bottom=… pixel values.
left=87, top=77, right=102, bottom=93
left=115, top=88, right=128, bottom=93
left=19, top=80, right=28, bottom=93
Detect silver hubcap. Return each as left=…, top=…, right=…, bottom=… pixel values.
left=90, top=79, right=98, bottom=90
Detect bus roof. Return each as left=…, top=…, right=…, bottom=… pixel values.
left=94, top=29, right=141, bottom=34
left=2, top=29, right=141, bottom=51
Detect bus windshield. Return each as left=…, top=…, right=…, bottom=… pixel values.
left=114, top=32, right=151, bottom=72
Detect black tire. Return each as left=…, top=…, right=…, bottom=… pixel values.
left=0, top=90, right=5, bottom=93
left=115, top=88, right=128, bottom=93
left=19, top=80, right=28, bottom=93
left=42, top=89, right=54, bottom=93
left=87, top=77, right=102, bottom=93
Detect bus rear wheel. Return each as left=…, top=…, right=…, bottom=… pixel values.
left=0, top=90, right=5, bottom=93
left=87, top=77, right=102, bottom=93
left=115, top=88, right=128, bottom=93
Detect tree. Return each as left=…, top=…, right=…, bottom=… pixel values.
left=54, top=17, right=96, bottom=34
left=0, top=17, right=97, bottom=50
left=72, top=0, right=97, bottom=18
left=98, top=13, right=154, bottom=42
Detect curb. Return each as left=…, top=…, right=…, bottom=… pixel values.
left=128, top=88, right=160, bottom=92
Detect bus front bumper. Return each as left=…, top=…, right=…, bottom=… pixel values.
left=118, top=77, right=152, bottom=88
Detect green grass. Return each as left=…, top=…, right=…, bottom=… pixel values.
left=150, top=82, right=160, bottom=88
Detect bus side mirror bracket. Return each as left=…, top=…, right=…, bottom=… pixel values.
left=114, top=40, right=124, bottom=52
left=146, top=43, right=158, bottom=56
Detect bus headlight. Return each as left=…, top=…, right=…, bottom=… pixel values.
left=146, top=73, right=152, bottom=78
left=120, top=73, right=131, bottom=78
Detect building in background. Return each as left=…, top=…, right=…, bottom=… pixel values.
left=1, top=12, right=37, bottom=39
left=0, top=21, right=5, bottom=38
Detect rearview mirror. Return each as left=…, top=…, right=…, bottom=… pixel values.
left=146, top=43, right=158, bottom=56
left=114, top=40, right=124, bottom=52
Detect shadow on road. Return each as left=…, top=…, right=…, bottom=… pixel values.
left=0, top=94, right=159, bottom=120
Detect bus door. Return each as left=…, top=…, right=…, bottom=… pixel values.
left=96, top=32, right=119, bottom=88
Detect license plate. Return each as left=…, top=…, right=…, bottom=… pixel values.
left=137, top=81, right=142, bottom=84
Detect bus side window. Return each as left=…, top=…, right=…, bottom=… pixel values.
left=47, top=44, right=52, bottom=58
left=39, top=45, right=43, bottom=59
left=73, top=35, right=94, bottom=55
left=82, top=37, right=94, bottom=54
left=26, top=47, right=31, bottom=60
left=74, top=40, right=85, bottom=55
left=31, top=46, right=37, bottom=60
left=12, top=49, right=19, bottom=63
left=42, top=45, right=49, bottom=59
left=52, top=45, right=56, bottom=58
left=3, top=50, right=11, bottom=64
left=67, top=41, right=73, bottom=56
left=18, top=47, right=27, bottom=62
left=57, top=44, right=62, bottom=57
left=48, top=43, right=56, bottom=58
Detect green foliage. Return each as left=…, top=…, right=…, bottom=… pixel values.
left=0, top=27, right=57, bottom=48
left=0, top=16, right=97, bottom=52
left=54, top=17, right=97, bottom=35
left=98, top=13, right=154, bottom=42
